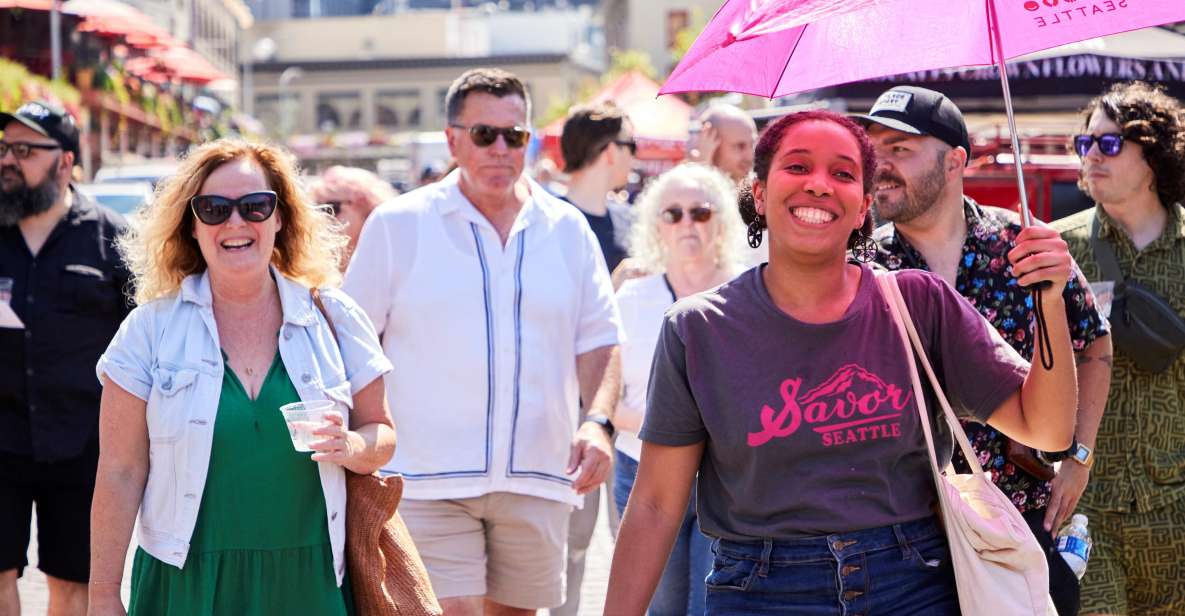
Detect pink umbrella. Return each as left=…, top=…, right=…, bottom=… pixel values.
left=662, top=0, right=1185, bottom=226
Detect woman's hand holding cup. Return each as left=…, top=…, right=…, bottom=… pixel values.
left=308, top=410, right=362, bottom=465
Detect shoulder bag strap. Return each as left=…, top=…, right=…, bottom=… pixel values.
left=310, top=288, right=341, bottom=347
left=875, top=271, right=985, bottom=478
left=1090, top=213, right=1125, bottom=284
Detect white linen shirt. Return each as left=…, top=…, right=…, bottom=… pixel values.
left=614, top=274, right=677, bottom=461
left=343, top=171, right=623, bottom=507
left=95, top=268, right=392, bottom=586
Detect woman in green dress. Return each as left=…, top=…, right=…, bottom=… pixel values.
left=88, top=139, right=397, bottom=615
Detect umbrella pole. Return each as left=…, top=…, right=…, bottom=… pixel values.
left=987, top=0, right=1034, bottom=228
left=988, top=0, right=1053, bottom=371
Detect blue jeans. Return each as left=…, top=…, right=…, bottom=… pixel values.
left=705, top=516, right=960, bottom=615
left=614, top=450, right=712, bottom=616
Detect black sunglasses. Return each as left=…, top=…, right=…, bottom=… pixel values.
left=323, top=201, right=344, bottom=216
left=1073, top=133, right=1124, bottom=157
left=612, top=138, right=637, bottom=156
left=190, top=191, right=279, bottom=225
left=450, top=123, right=530, bottom=148
left=661, top=205, right=713, bottom=224
left=0, top=141, right=61, bottom=160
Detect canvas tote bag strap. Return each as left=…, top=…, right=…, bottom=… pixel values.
left=875, top=271, right=985, bottom=478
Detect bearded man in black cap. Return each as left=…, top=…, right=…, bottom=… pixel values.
left=0, top=101, right=132, bottom=616
left=859, top=85, right=1112, bottom=616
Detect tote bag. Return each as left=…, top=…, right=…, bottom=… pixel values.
left=876, top=272, right=1054, bottom=616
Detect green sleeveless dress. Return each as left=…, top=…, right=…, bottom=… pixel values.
left=128, top=352, right=352, bottom=615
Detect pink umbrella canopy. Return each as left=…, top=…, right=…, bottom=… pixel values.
left=662, top=0, right=1185, bottom=98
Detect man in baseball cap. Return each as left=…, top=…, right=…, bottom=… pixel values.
left=859, top=85, right=1110, bottom=616
left=1, top=100, right=132, bottom=616
left=0, top=100, right=81, bottom=160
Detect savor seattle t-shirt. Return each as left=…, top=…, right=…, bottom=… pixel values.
left=640, top=264, right=1029, bottom=540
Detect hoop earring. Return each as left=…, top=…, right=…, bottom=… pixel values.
left=747, top=215, right=766, bottom=249
left=850, top=230, right=879, bottom=263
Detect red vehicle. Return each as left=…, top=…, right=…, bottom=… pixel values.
left=963, top=135, right=1094, bottom=224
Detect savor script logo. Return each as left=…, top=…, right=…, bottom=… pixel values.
left=747, top=364, right=911, bottom=448
left=1020, top=0, right=1131, bottom=28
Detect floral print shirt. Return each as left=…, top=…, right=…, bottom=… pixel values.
left=873, top=198, right=1109, bottom=513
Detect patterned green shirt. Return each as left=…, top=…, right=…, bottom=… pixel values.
left=1053, top=203, right=1185, bottom=513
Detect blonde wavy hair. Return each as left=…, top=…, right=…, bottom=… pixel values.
left=121, top=139, right=347, bottom=304
left=627, top=163, right=745, bottom=274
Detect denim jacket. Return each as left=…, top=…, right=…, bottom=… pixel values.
left=96, top=267, right=392, bottom=585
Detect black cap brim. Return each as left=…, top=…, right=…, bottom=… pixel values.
left=852, top=114, right=926, bottom=137
left=0, top=113, right=52, bottom=139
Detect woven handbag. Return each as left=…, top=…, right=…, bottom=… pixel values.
left=311, top=289, right=442, bottom=616
left=876, top=272, right=1055, bottom=616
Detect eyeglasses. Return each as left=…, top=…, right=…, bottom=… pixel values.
left=0, top=141, right=61, bottom=160
left=1074, top=133, right=1124, bottom=157
left=661, top=205, right=713, bottom=224
left=613, top=139, right=637, bottom=156
left=190, top=191, right=279, bottom=225
left=323, top=201, right=344, bottom=216
left=450, top=123, right=531, bottom=149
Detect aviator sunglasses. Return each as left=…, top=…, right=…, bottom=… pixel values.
left=450, top=123, right=531, bottom=148
left=1073, top=133, right=1124, bottom=157
left=661, top=205, right=713, bottom=224
left=190, top=191, right=279, bottom=225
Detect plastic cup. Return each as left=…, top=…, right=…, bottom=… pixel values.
left=280, top=400, right=336, bottom=452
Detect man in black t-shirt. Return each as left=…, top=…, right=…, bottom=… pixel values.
left=553, top=102, right=636, bottom=616
left=560, top=103, right=636, bottom=275
left=0, top=101, right=132, bottom=616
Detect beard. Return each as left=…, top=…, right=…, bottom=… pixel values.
left=874, top=152, right=946, bottom=225
left=0, top=159, right=62, bottom=227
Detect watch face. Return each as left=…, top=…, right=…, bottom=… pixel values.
left=1074, top=446, right=1090, bottom=463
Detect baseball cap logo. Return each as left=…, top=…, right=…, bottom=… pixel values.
left=871, top=91, right=913, bottom=115
left=18, top=102, right=51, bottom=119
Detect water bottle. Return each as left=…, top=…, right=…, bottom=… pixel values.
left=1056, top=514, right=1093, bottom=579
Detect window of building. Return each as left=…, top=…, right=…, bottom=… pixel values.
left=256, top=93, right=302, bottom=135
left=316, top=92, right=363, bottom=132
left=375, top=89, right=422, bottom=129
left=666, top=9, right=690, bottom=51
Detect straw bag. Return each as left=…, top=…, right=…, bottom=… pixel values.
left=311, top=290, right=443, bottom=616
left=875, top=272, right=1055, bottom=616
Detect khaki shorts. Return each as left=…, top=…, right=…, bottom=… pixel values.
left=1079, top=498, right=1185, bottom=615
left=400, top=493, right=572, bottom=610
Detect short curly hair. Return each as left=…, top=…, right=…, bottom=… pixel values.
left=1080, top=81, right=1185, bottom=208
left=627, top=163, right=745, bottom=274
left=739, top=110, right=877, bottom=248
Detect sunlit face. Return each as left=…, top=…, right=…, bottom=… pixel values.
left=754, top=120, right=871, bottom=262
left=712, top=117, right=757, bottom=182
left=868, top=124, right=950, bottom=224
left=446, top=92, right=529, bottom=197
left=1079, top=108, right=1156, bottom=206
left=656, top=181, right=719, bottom=266
left=191, top=158, right=281, bottom=281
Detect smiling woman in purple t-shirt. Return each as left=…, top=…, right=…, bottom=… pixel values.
left=604, top=110, right=1080, bottom=615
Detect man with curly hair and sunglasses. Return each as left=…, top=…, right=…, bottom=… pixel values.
left=0, top=101, right=132, bottom=616
left=343, top=68, right=623, bottom=616
left=1052, top=81, right=1185, bottom=616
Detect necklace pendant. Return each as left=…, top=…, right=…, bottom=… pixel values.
left=245, top=366, right=255, bottom=376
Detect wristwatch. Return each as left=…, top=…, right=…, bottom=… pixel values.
left=1069, top=442, right=1094, bottom=468
left=585, top=414, right=615, bottom=438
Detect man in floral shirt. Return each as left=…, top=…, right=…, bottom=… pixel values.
left=859, top=86, right=1112, bottom=616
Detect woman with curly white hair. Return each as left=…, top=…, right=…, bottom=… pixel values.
left=612, top=162, right=745, bottom=615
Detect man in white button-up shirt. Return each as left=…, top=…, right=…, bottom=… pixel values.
left=343, top=68, right=623, bottom=616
